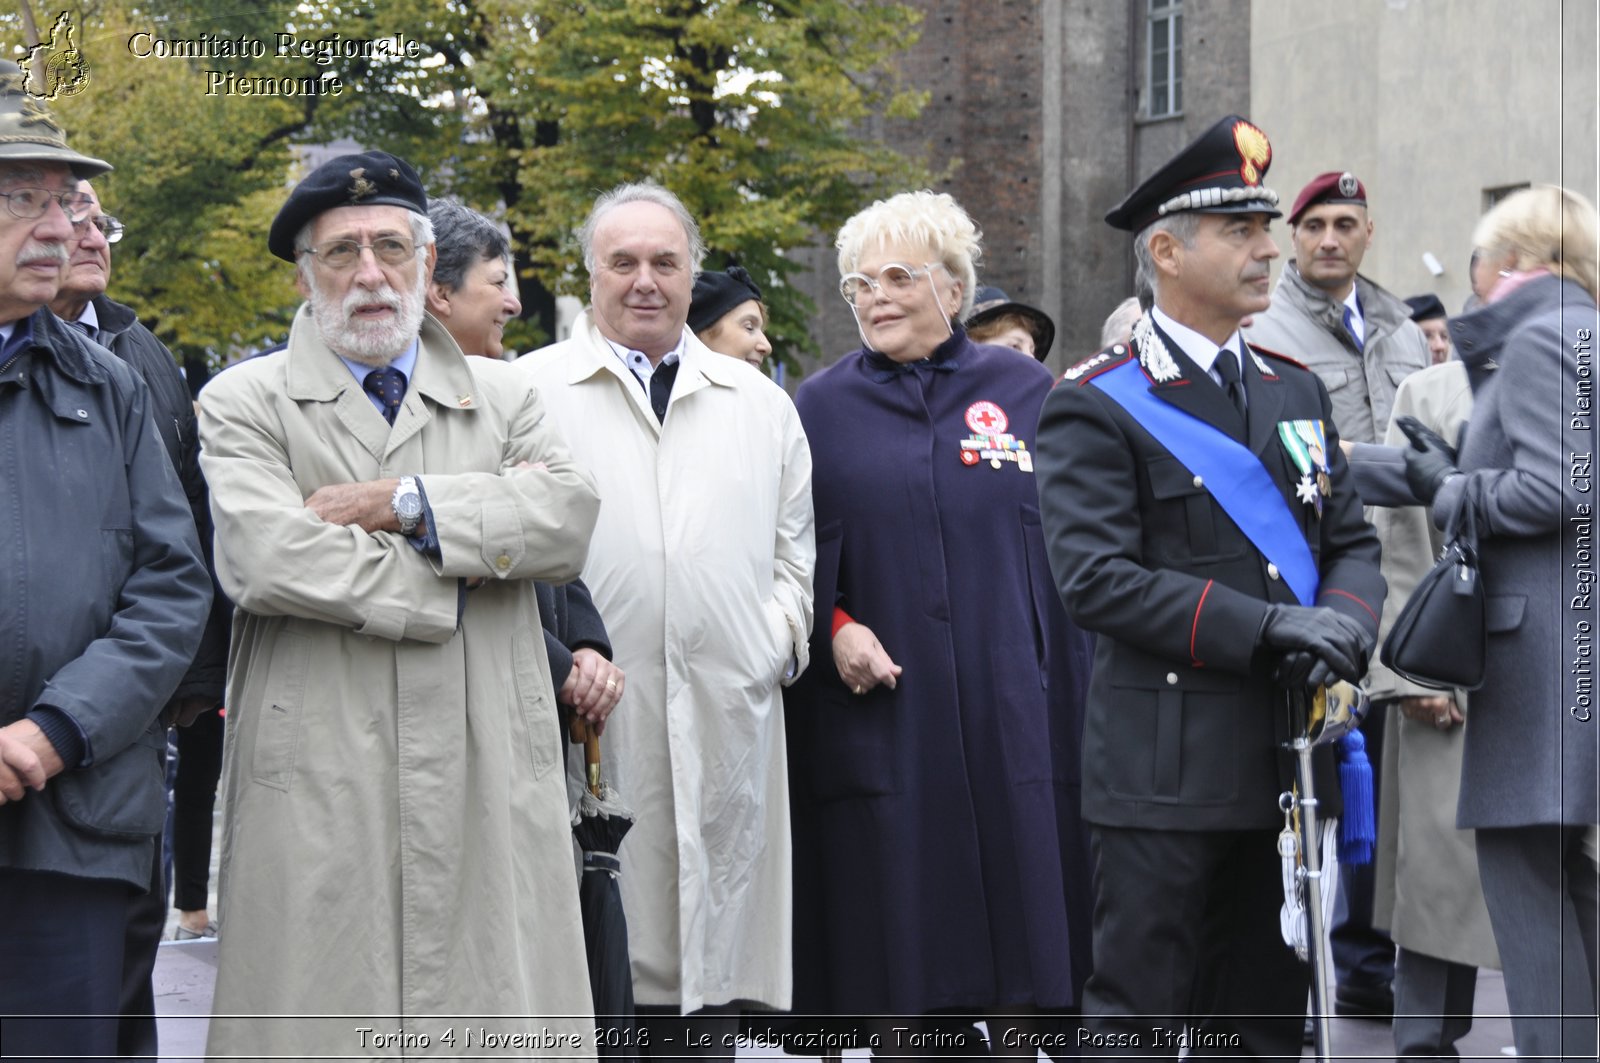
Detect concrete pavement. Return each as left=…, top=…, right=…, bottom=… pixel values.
left=153, top=938, right=1518, bottom=1061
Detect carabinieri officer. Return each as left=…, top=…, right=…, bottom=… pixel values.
left=1035, top=115, right=1385, bottom=1060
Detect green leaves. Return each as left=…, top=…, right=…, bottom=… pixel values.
left=18, top=0, right=932, bottom=374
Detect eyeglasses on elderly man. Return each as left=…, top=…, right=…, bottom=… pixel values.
left=75, top=213, right=124, bottom=243
left=299, top=235, right=418, bottom=271
left=0, top=186, right=95, bottom=224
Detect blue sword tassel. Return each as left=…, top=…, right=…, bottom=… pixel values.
left=1337, top=729, right=1375, bottom=866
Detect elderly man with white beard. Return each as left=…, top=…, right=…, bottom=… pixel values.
left=197, top=150, right=602, bottom=1058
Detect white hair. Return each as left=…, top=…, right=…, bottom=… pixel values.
left=835, top=190, right=982, bottom=318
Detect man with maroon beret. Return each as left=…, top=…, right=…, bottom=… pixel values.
left=1246, top=170, right=1431, bottom=1021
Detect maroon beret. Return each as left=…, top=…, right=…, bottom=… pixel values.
left=1288, top=171, right=1367, bottom=225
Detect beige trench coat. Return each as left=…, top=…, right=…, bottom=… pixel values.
left=200, top=310, right=601, bottom=1058
left=1368, top=360, right=1499, bottom=970
left=520, top=313, right=815, bottom=1012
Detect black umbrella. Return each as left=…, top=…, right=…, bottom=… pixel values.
left=570, top=717, right=641, bottom=1062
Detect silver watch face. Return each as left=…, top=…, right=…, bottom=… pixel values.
left=395, top=492, right=423, bottom=520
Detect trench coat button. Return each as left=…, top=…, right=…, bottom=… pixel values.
left=1166, top=672, right=1178, bottom=685
left=1192, top=474, right=1204, bottom=489
left=1267, top=563, right=1281, bottom=580
left=76, top=409, right=88, bottom=418
left=495, top=553, right=511, bottom=571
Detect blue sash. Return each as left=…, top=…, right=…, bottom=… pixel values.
left=1090, top=359, right=1320, bottom=605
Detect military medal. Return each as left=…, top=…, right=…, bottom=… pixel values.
left=1277, top=419, right=1330, bottom=517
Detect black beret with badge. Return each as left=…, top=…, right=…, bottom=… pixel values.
left=1287, top=170, right=1367, bottom=225
left=1104, top=114, right=1281, bottom=233
left=268, top=150, right=427, bottom=262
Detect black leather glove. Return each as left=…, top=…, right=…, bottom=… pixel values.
left=1397, top=414, right=1460, bottom=504
left=1258, top=604, right=1373, bottom=688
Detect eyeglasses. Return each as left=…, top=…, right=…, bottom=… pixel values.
left=0, top=187, right=95, bottom=224
left=300, top=236, right=418, bottom=271
left=839, top=262, right=947, bottom=307
left=75, top=214, right=124, bottom=244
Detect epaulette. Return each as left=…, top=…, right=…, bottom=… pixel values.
left=1247, top=341, right=1308, bottom=373
left=1060, top=343, right=1133, bottom=386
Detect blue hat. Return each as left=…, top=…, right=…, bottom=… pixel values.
left=268, top=150, right=427, bottom=262
left=965, top=286, right=1055, bottom=362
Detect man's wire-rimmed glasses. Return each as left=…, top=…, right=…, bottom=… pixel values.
left=299, top=236, right=418, bottom=271
left=0, top=187, right=95, bottom=225
left=78, top=214, right=124, bottom=244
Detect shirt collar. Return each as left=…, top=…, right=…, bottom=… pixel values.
left=339, top=339, right=419, bottom=390
left=1151, top=305, right=1243, bottom=377
left=76, top=301, right=101, bottom=333
left=604, top=333, right=685, bottom=386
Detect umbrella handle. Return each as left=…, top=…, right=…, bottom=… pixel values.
left=569, top=716, right=603, bottom=796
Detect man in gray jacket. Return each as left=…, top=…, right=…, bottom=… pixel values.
left=1246, top=169, right=1430, bottom=1020
left=50, top=178, right=234, bottom=1050
left=1247, top=170, right=1430, bottom=445
left=0, top=65, right=212, bottom=1055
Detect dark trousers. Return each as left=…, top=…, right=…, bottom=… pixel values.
left=636, top=1003, right=740, bottom=1062
left=171, top=707, right=224, bottom=912
left=0, top=868, right=145, bottom=1061
left=116, top=849, right=166, bottom=1057
left=1392, top=947, right=1476, bottom=1060
left=1330, top=700, right=1396, bottom=990
left=1475, top=825, right=1599, bottom=1062
left=1080, top=826, right=1308, bottom=1063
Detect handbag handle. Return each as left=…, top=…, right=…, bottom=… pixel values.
left=1440, top=474, right=1480, bottom=551
left=1440, top=475, right=1480, bottom=598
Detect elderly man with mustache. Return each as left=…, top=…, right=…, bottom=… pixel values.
left=0, top=64, right=212, bottom=1057
left=197, top=150, right=601, bottom=1058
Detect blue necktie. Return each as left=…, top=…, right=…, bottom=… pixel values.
left=1342, top=305, right=1364, bottom=351
left=364, top=367, right=406, bottom=425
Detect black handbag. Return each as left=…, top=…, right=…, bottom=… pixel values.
left=1379, top=478, right=1486, bottom=690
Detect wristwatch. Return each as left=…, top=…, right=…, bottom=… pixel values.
left=391, top=475, right=423, bottom=536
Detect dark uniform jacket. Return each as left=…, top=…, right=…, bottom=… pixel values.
left=85, top=295, right=228, bottom=709
left=0, top=309, right=211, bottom=888
left=1036, top=319, right=1384, bottom=831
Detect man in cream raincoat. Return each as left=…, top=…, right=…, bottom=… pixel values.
left=520, top=182, right=814, bottom=1058
left=200, top=151, right=600, bottom=1058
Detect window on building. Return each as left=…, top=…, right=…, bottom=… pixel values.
left=1148, top=0, right=1183, bottom=118
left=1483, top=183, right=1531, bottom=211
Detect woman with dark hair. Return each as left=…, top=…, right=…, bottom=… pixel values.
left=426, top=197, right=624, bottom=730
left=425, top=197, right=523, bottom=361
